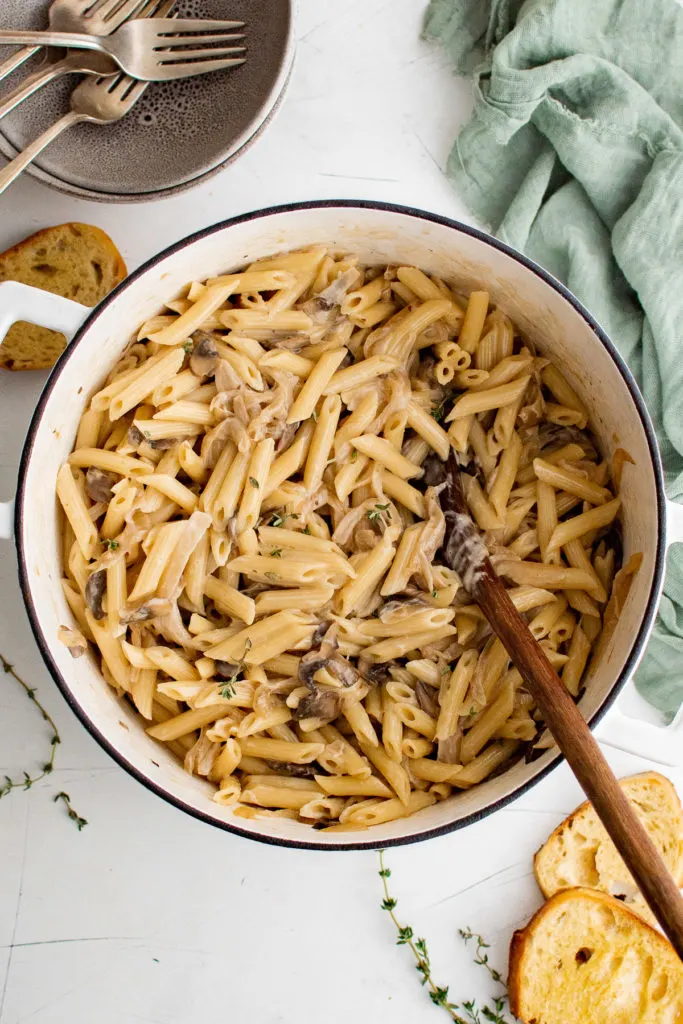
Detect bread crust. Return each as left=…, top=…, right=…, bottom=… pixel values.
left=533, top=771, right=683, bottom=917
left=0, top=222, right=126, bottom=371
left=509, top=887, right=683, bottom=1022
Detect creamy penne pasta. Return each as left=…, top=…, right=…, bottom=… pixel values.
left=58, top=248, right=625, bottom=831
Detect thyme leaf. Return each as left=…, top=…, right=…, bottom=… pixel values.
left=378, top=851, right=517, bottom=1023
left=0, top=653, right=87, bottom=830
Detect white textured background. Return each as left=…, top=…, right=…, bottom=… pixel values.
left=0, top=3, right=680, bottom=1022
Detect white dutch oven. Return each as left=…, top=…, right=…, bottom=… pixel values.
left=1, top=201, right=682, bottom=850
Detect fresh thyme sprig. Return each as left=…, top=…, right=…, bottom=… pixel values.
left=0, top=652, right=60, bottom=795
left=378, top=851, right=517, bottom=1024
left=1, top=653, right=88, bottom=831
left=459, top=928, right=504, bottom=986
left=269, top=508, right=299, bottom=528
left=367, top=503, right=392, bottom=526
left=431, top=399, right=447, bottom=422
left=54, top=792, right=88, bottom=831
left=218, top=639, right=252, bottom=700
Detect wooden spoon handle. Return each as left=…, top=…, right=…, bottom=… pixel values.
left=479, top=564, right=683, bottom=959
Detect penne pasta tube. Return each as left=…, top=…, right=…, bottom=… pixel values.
left=339, top=790, right=436, bottom=827
left=303, top=394, right=342, bottom=492
left=357, top=738, right=411, bottom=805
left=314, top=774, right=392, bottom=798
left=536, top=480, right=559, bottom=564
left=528, top=596, right=569, bottom=641
left=405, top=399, right=450, bottom=459
left=541, top=365, right=588, bottom=427
left=546, top=497, right=621, bottom=554
left=452, top=741, right=519, bottom=786
left=56, top=464, right=98, bottom=560
left=561, top=624, right=591, bottom=696
left=287, top=348, right=347, bottom=423
left=68, top=448, right=152, bottom=478
left=238, top=737, right=324, bottom=764
left=496, top=560, right=601, bottom=594
left=363, top=625, right=457, bottom=663
left=460, top=680, right=515, bottom=763
left=336, top=527, right=399, bottom=616
left=204, top=575, right=256, bottom=624
left=110, top=349, right=185, bottom=419
left=206, top=610, right=316, bottom=663
left=136, top=474, right=198, bottom=514
left=240, top=785, right=321, bottom=811
left=324, top=355, right=398, bottom=395
left=146, top=703, right=227, bottom=741
left=254, top=585, right=334, bottom=615
left=533, top=458, right=612, bottom=505
left=562, top=538, right=608, bottom=603
left=380, top=471, right=425, bottom=517
left=85, top=610, right=131, bottom=692
left=445, top=375, right=530, bottom=421
left=351, top=435, right=423, bottom=480
left=457, top=291, right=489, bottom=353
left=436, top=648, right=478, bottom=741
left=236, top=439, right=275, bottom=534
left=263, top=421, right=314, bottom=498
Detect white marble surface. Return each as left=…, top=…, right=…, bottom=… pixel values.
left=0, top=3, right=681, bottom=1022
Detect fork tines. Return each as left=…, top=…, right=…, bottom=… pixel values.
left=152, top=19, right=245, bottom=64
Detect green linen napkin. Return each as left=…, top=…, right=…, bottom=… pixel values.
left=423, top=0, right=683, bottom=720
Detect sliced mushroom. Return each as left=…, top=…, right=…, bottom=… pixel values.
left=437, top=733, right=461, bottom=764
left=184, top=731, right=220, bottom=777
left=149, top=437, right=179, bottom=451
left=214, top=659, right=240, bottom=680
left=215, top=358, right=242, bottom=392
left=57, top=624, right=88, bottom=659
left=415, top=679, right=440, bottom=719
left=310, top=619, right=330, bottom=647
left=298, top=627, right=339, bottom=688
left=127, top=424, right=144, bottom=447
left=359, top=661, right=391, bottom=687
left=421, top=452, right=447, bottom=488
left=329, top=657, right=358, bottom=689
left=301, top=269, right=359, bottom=322
left=85, top=467, right=117, bottom=504
left=189, top=331, right=219, bottom=378
left=292, top=687, right=342, bottom=723
left=84, top=569, right=107, bottom=620
left=536, top=423, right=596, bottom=460
left=275, top=421, right=297, bottom=453
left=119, top=598, right=173, bottom=624
left=265, top=761, right=319, bottom=779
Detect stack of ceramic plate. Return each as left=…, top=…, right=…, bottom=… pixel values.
left=0, top=0, right=294, bottom=200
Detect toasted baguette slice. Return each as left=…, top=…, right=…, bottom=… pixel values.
left=509, top=888, right=683, bottom=1024
left=0, top=223, right=126, bottom=371
left=534, top=771, right=683, bottom=925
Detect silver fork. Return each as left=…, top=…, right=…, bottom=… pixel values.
left=0, top=18, right=246, bottom=82
left=0, top=7, right=182, bottom=196
left=0, top=0, right=163, bottom=124
left=0, top=0, right=152, bottom=88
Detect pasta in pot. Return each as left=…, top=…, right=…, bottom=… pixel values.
left=57, top=247, right=631, bottom=831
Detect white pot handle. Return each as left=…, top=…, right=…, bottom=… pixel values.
left=597, top=497, right=683, bottom=766
left=0, top=281, right=89, bottom=541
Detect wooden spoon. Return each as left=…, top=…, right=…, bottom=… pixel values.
left=440, top=452, right=683, bottom=959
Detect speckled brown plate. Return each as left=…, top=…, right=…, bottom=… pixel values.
left=0, top=0, right=294, bottom=200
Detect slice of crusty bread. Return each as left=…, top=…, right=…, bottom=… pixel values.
left=534, top=772, right=683, bottom=926
left=0, top=222, right=126, bottom=371
left=509, top=888, right=683, bottom=1024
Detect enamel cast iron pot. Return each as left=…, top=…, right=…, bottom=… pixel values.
left=1, top=201, right=682, bottom=850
